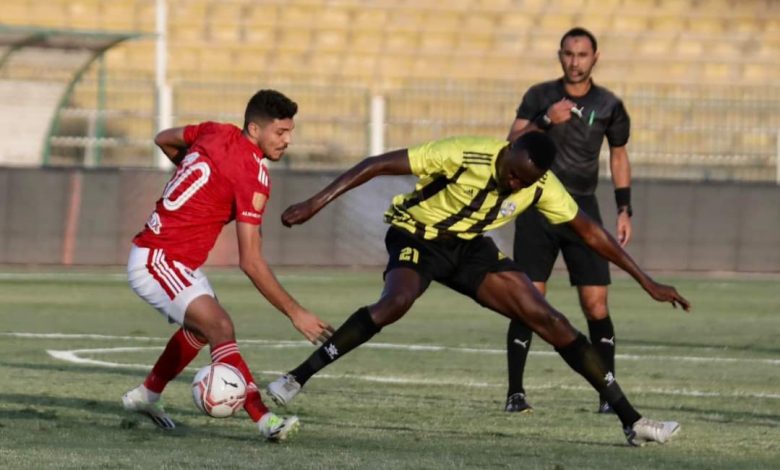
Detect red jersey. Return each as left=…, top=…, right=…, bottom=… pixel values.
left=133, top=122, right=271, bottom=269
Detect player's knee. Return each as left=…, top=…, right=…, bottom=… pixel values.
left=372, top=294, right=415, bottom=325
left=203, top=316, right=235, bottom=344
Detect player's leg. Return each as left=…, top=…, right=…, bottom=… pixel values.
left=268, top=267, right=428, bottom=406
left=476, top=270, right=679, bottom=445
left=123, top=246, right=212, bottom=429
left=506, top=208, right=558, bottom=411
left=183, top=295, right=299, bottom=440
left=563, top=194, right=616, bottom=412
left=268, top=227, right=435, bottom=406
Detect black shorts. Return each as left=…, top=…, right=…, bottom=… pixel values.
left=384, top=226, right=520, bottom=299
left=513, top=194, right=610, bottom=286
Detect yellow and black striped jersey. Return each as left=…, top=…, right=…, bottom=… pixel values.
left=384, top=136, right=579, bottom=240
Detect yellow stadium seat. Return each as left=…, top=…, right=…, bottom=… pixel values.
left=349, top=31, right=383, bottom=53
left=636, top=35, right=675, bottom=56
left=461, top=12, right=497, bottom=32
left=688, top=17, right=725, bottom=35
left=318, top=7, right=351, bottom=28
left=100, top=1, right=140, bottom=31
left=66, top=0, right=102, bottom=29
left=651, top=15, right=686, bottom=33
left=28, top=0, right=69, bottom=28
left=313, top=29, right=348, bottom=52
left=611, top=15, right=647, bottom=33
left=384, top=31, right=418, bottom=53
left=574, top=14, right=611, bottom=34
left=419, top=32, right=457, bottom=52
left=352, top=8, right=389, bottom=29
left=539, top=14, right=577, bottom=33
left=244, top=4, right=279, bottom=28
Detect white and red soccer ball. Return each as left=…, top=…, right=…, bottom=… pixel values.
left=191, top=363, right=247, bottom=418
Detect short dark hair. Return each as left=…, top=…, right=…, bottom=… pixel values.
left=560, top=27, right=598, bottom=52
left=511, top=131, right=556, bottom=171
left=244, top=89, right=298, bottom=129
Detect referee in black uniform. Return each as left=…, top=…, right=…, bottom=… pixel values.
left=504, top=27, right=633, bottom=414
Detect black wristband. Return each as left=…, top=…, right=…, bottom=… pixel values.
left=532, top=111, right=552, bottom=130
left=615, top=187, right=632, bottom=217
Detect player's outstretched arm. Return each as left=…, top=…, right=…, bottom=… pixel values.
left=236, top=222, right=334, bottom=344
left=281, top=149, right=411, bottom=227
left=567, top=210, right=691, bottom=312
left=154, top=127, right=189, bottom=165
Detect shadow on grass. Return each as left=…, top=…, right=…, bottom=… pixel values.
left=0, top=392, right=265, bottom=443
left=621, top=339, right=780, bottom=355
left=638, top=402, right=780, bottom=428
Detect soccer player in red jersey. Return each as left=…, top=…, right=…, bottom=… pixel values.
left=122, top=89, right=333, bottom=441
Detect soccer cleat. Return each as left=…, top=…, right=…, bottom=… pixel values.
left=258, top=412, right=300, bottom=442
left=598, top=400, right=615, bottom=414
left=504, top=392, right=534, bottom=413
left=624, top=417, right=680, bottom=446
left=266, top=374, right=302, bottom=407
left=121, top=386, right=176, bottom=430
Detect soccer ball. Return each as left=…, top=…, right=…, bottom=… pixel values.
left=191, top=363, right=247, bottom=418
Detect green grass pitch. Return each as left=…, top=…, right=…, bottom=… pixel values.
left=1, top=269, right=778, bottom=469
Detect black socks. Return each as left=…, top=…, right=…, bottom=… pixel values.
left=588, top=316, right=616, bottom=376
left=556, top=333, right=641, bottom=428
left=290, top=307, right=381, bottom=386
left=506, top=319, right=534, bottom=396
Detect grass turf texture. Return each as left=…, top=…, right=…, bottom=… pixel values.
left=0, top=269, right=778, bottom=469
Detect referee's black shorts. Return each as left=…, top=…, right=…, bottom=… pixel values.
left=513, top=194, right=610, bottom=286
left=384, top=226, right=520, bottom=299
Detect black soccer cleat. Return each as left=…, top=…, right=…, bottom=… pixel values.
left=504, top=392, right=533, bottom=413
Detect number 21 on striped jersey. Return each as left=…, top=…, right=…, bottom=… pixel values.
left=399, top=247, right=420, bottom=264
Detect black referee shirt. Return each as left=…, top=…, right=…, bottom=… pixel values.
left=515, top=78, right=630, bottom=196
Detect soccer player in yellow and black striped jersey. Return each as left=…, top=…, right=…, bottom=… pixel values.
left=267, top=131, right=691, bottom=446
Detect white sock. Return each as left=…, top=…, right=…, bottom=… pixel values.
left=140, top=384, right=161, bottom=403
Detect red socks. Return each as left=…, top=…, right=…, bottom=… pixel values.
left=144, top=328, right=206, bottom=393
left=211, top=340, right=268, bottom=421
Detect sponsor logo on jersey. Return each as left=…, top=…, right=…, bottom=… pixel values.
left=241, top=211, right=262, bottom=219
left=500, top=200, right=517, bottom=217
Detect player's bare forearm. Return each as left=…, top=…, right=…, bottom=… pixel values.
left=236, top=222, right=334, bottom=343
left=236, top=223, right=300, bottom=313
left=154, top=127, right=188, bottom=165
left=568, top=211, right=648, bottom=286
left=282, top=149, right=411, bottom=227
left=568, top=211, right=691, bottom=311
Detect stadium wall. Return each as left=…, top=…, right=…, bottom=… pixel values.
left=0, top=167, right=778, bottom=272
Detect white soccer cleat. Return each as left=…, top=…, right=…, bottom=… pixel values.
left=625, top=417, right=680, bottom=446
left=122, top=386, right=176, bottom=430
left=266, top=374, right=301, bottom=407
left=258, top=412, right=300, bottom=442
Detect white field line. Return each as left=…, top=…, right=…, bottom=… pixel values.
left=3, top=331, right=774, bottom=401
left=5, top=331, right=779, bottom=366
left=44, top=346, right=780, bottom=400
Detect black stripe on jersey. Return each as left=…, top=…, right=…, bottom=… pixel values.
left=433, top=178, right=498, bottom=233
left=402, top=166, right=468, bottom=210
left=466, top=190, right=509, bottom=234
left=462, top=159, right=492, bottom=166
left=531, top=186, right=543, bottom=205
left=462, top=153, right=492, bottom=165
